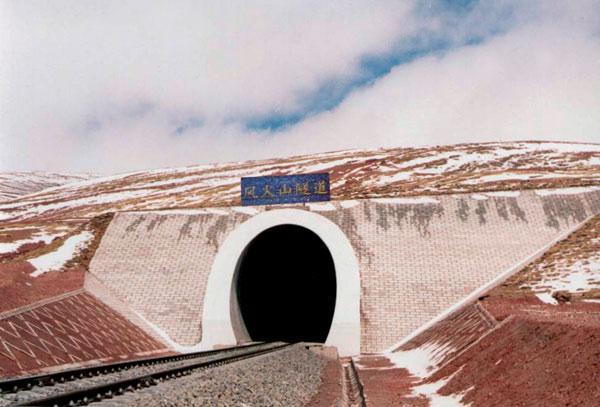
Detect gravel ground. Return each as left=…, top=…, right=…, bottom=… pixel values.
left=92, top=344, right=327, bottom=407
left=0, top=343, right=279, bottom=407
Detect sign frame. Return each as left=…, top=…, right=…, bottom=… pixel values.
left=241, top=173, right=331, bottom=206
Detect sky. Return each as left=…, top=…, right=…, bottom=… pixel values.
left=1, top=0, right=599, bottom=174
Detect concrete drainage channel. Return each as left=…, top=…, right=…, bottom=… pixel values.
left=341, top=359, right=367, bottom=407
left=0, top=342, right=290, bottom=407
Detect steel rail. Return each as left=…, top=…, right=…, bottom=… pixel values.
left=18, top=342, right=291, bottom=406
left=0, top=341, right=266, bottom=394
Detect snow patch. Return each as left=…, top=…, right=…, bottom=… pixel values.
left=526, top=259, right=600, bottom=302
left=411, top=377, right=468, bottom=407
left=357, top=341, right=452, bottom=378
left=356, top=343, right=468, bottom=406
left=372, top=172, right=412, bottom=186
left=136, top=174, right=206, bottom=189
left=418, top=152, right=496, bottom=175
left=535, top=292, right=558, bottom=305
left=29, top=231, right=94, bottom=277
left=0, top=211, right=15, bottom=221
left=0, top=233, right=62, bottom=255
left=385, top=347, right=438, bottom=378
left=16, top=189, right=155, bottom=219
left=299, top=157, right=358, bottom=173
left=528, top=142, right=600, bottom=153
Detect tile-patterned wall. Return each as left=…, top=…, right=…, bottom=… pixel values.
left=88, top=189, right=600, bottom=352
left=0, top=292, right=167, bottom=377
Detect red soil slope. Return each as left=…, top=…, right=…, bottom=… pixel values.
left=435, top=301, right=600, bottom=406
left=0, top=262, right=84, bottom=313
left=357, top=299, right=600, bottom=406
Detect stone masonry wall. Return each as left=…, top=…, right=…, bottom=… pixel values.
left=88, top=189, right=600, bottom=352
left=338, top=189, right=599, bottom=351
left=88, top=210, right=251, bottom=345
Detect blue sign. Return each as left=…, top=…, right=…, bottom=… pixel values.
left=241, top=173, right=330, bottom=206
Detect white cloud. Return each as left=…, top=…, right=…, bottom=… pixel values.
left=1, top=1, right=599, bottom=173
left=283, top=16, right=600, bottom=152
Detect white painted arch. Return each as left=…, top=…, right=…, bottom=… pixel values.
left=201, top=208, right=361, bottom=356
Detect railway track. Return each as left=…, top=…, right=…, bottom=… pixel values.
left=0, top=341, right=290, bottom=406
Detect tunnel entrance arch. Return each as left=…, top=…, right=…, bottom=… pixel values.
left=201, top=208, right=360, bottom=356
left=236, top=224, right=337, bottom=343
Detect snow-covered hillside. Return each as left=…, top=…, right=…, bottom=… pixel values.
left=0, top=141, right=598, bottom=224
left=0, top=172, right=96, bottom=202
left=0, top=139, right=593, bottom=277
left=2, top=139, right=595, bottom=280
left=502, top=215, right=600, bottom=304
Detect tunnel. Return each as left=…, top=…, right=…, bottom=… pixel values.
left=235, top=224, right=337, bottom=343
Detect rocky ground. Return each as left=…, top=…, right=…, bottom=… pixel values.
left=0, top=344, right=280, bottom=406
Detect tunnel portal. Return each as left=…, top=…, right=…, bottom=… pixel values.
left=235, top=224, right=337, bottom=343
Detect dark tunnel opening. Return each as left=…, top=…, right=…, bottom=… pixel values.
left=235, top=224, right=337, bottom=343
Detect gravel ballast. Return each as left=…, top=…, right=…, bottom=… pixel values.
left=92, top=344, right=327, bottom=406
left=0, top=343, right=281, bottom=407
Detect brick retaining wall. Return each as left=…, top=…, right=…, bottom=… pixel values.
left=88, top=189, right=600, bottom=353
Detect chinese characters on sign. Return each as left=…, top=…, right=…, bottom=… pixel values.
left=241, top=173, right=330, bottom=206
